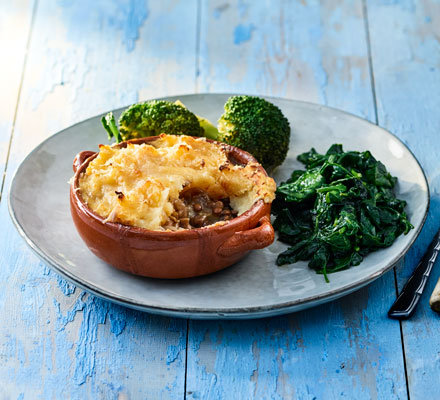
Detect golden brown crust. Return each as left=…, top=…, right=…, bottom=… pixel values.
left=78, top=135, right=275, bottom=230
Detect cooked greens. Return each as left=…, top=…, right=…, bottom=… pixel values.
left=215, top=96, right=291, bottom=171
left=102, top=100, right=203, bottom=143
left=101, top=96, right=291, bottom=171
left=272, top=144, right=413, bottom=282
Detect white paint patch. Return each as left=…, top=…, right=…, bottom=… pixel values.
left=0, top=6, right=31, bottom=122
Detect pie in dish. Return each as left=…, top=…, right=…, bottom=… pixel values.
left=78, top=134, right=276, bottom=231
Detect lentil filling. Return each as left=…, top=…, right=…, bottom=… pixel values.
left=163, top=188, right=239, bottom=230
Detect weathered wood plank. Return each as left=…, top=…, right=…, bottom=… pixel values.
left=187, top=1, right=407, bottom=398
left=0, top=0, right=35, bottom=188
left=367, top=0, right=440, bottom=397
left=188, top=277, right=403, bottom=399
left=196, top=0, right=375, bottom=120
left=0, top=0, right=199, bottom=397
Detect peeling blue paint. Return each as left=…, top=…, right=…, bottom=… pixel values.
left=53, top=293, right=86, bottom=331
left=368, top=1, right=440, bottom=396
left=167, top=319, right=187, bottom=365
left=114, top=0, right=149, bottom=52
left=5, top=0, right=435, bottom=398
left=233, top=24, right=255, bottom=45
left=53, top=293, right=132, bottom=384
left=166, top=345, right=181, bottom=364
left=57, top=0, right=148, bottom=52
left=188, top=1, right=411, bottom=398
left=56, top=277, right=76, bottom=296
left=73, top=296, right=107, bottom=385
left=44, top=266, right=76, bottom=296
left=0, top=0, right=190, bottom=398
left=108, top=305, right=127, bottom=336
left=237, top=0, right=249, bottom=18
left=213, top=3, right=229, bottom=19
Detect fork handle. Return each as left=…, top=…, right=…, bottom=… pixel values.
left=388, top=230, right=440, bottom=320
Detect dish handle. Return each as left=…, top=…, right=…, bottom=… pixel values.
left=73, top=151, right=96, bottom=173
left=217, top=216, right=274, bottom=257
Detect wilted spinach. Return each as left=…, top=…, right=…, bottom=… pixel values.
left=272, top=144, right=413, bottom=282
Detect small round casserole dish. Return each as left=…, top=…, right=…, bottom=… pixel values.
left=70, top=136, right=275, bottom=279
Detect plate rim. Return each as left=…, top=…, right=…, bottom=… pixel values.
left=8, top=93, right=430, bottom=319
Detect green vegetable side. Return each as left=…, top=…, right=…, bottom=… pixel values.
left=215, top=96, right=290, bottom=171
left=272, top=144, right=413, bottom=282
left=102, top=100, right=203, bottom=143
left=101, top=96, right=290, bottom=171
left=101, top=97, right=412, bottom=281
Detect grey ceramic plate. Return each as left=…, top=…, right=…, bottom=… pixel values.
left=9, top=94, right=429, bottom=319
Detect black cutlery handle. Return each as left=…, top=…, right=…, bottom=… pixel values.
left=388, top=230, right=440, bottom=320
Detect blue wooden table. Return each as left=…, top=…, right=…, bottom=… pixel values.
left=1, top=1, right=439, bottom=398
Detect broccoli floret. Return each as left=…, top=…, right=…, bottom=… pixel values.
left=174, top=100, right=219, bottom=140
left=215, top=96, right=291, bottom=170
left=102, top=100, right=203, bottom=143
left=101, top=112, right=121, bottom=142
left=197, top=116, right=219, bottom=140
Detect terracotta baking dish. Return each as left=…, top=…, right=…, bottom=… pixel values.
left=70, top=136, right=275, bottom=279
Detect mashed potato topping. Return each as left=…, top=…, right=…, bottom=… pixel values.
left=78, top=134, right=276, bottom=230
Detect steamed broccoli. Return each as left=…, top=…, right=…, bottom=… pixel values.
left=214, top=96, right=290, bottom=170
left=174, top=100, right=219, bottom=140
left=102, top=100, right=203, bottom=143
left=101, top=96, right=291, bottom=171
left=102, top=112, right=121, bottom=142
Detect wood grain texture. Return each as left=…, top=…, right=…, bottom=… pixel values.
left=0, top=0, right=198, bottom=398
left=0, top=0, right=35, bottom=189
left=187, top=1, right=407, bottom=399
left=2, top=0, right=437, bottom=398
left=367, top=0, right=440, bottom=397
left=196, top=0, right=375, bottom=120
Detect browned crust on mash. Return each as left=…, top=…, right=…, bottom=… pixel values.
left=78, top=134, right=276, bottom=231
